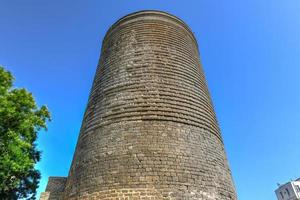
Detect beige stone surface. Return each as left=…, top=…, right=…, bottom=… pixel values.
left=41, top=10, right=237, bottom=200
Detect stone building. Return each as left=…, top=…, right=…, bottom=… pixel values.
left=275, top=178, right=300, bottom=200
left=40, top=10, right=237, bottom=200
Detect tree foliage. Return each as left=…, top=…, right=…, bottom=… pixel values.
left=0, top=66, right=50, bottom=199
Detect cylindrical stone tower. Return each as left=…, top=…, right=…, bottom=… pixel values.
left=63, top=10, right=236, bottom=200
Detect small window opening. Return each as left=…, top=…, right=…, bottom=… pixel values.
left=286, top=188, right=290, bottom=196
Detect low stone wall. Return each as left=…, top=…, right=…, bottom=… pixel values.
left=40, top=177, right=67, bottom=200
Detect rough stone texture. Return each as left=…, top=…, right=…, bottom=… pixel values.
left=41, top=10, right=237, bottom=200
left=40, top=177, right=67, bottom=200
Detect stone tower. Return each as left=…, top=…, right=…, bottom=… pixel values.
left=41, top=10, right=237, bottom=200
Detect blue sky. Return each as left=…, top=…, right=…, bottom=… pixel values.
left=1, top=1, right=300, bottom=199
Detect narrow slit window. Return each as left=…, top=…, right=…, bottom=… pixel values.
left=285, top=188, right=290, bottom=196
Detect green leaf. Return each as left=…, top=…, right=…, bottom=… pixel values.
left=0, top=66, right=50, bottom=199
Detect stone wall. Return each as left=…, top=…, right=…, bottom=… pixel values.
left=40, top=177, right=67, bottom=200
left=41, top=10, right=237, bottom=200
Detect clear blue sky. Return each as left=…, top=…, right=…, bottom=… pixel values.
left=1, top=1, right=299, bottom=199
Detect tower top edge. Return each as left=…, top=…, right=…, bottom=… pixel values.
left=103, top=10, right=198, bottom=48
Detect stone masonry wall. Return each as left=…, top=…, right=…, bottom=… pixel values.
left=42, top=10, right=237, bottom=200
left=40, top=177, right=67, bottom=200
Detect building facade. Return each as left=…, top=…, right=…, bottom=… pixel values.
left=275, top=178, right=300, bottom=200
left=41, top=10, right=236, bottom=200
